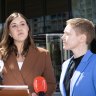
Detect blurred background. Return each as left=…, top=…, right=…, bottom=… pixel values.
left=0, top=0, right=96, bottom=95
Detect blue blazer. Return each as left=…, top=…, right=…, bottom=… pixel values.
left=59, top=50, right=96, bottom=96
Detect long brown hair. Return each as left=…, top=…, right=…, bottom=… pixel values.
left=0, top=12, right=35, bottom=61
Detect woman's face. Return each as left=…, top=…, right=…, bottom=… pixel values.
left=9, top=16, right=29, bottom=44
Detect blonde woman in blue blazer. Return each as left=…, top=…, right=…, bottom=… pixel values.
left=59, top=18, right=96, bottom=96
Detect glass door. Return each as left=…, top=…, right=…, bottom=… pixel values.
left=46, top=34, right=63, bottom=92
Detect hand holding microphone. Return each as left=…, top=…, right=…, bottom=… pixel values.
left=33, top=76, right=47, bottom=96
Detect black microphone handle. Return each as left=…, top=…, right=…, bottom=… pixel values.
left=38, top=92, right=45, bottom=96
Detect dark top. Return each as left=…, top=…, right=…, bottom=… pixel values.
left=64, top=55, right=84, bottom=96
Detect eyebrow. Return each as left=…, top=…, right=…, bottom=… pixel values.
left=20, top=21, right=26, bottom=23
left=10, top=21, right=26, bottom=25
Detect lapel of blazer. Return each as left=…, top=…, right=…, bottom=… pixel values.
left=5, top=46, right=38, bottom=85
left=5, top=52, right=25, bottom=84
left=60, top=57, right=73, bottom=96
left=20, top=46, right=38, bottom=84
left=70, top=50, right=93, bottom=96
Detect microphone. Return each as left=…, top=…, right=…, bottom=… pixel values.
left=33, top=76, right=47, bottom=96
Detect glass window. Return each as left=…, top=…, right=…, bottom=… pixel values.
left=72, top=0, right=96, bottom=24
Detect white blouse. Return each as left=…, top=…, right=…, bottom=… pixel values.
left=18, top=62, right=23, bottom=70
left=0, top=60, right=23, bottom=72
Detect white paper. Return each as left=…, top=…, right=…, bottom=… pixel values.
left=0, top=85, right=28, bottom=90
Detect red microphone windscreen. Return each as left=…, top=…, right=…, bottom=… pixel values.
left=33, top=76, right=47, bottom=93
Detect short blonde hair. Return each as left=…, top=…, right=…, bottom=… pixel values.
left=66, top=18, right=95, bottom=44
